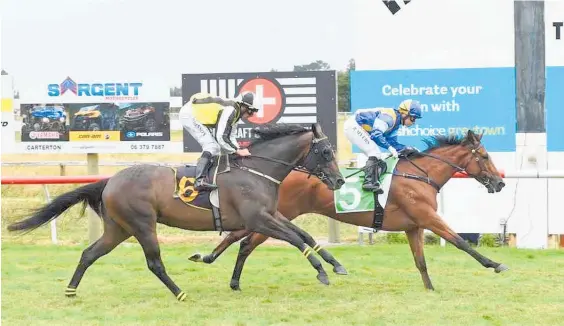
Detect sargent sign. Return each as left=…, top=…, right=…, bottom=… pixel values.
left=5, top=76, right=172, bottom=154
left=47, top=76, right=143, bottom=101
left=181, top=71, right=337, bottom=152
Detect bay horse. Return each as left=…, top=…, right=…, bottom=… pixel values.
left=189, top=130, right=509, bottom=291
left=7, top=123, right=347, bottom=301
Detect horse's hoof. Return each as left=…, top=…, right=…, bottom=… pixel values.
left=317, top=273, right=330, bottom=285
left=188, top=253, right=203, bottom=263
left=495, top=264, right=509, bottom=273
left=230, top=281, right=241, bottom=291
left=333, top=265, right=348, bottom=275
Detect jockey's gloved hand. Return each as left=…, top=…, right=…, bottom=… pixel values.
left=388, top=146, right=399, bottom=158
left=399, top=146, right=418, bottom=156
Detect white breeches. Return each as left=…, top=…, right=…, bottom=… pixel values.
left=179, top=103, right=221, bottom=155
left=343, top=115, right=385, bottom=158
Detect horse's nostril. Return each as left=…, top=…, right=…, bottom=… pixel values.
left=337, top=178, right=345, bottom=186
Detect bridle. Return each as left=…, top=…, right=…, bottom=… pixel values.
left=399, top=142, right=492, bottom=191
left=355, top=142, right=492, bottom=192
left=232, top=133, right=335, bottom=184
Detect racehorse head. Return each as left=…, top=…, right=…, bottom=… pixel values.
left=459, top=129, right=505, bottom=193
left=420, top=129, right=505, bottom=193
left=247, top=123, right=345, bottom=190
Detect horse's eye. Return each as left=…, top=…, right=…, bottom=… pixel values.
left=322, top=148, right=332, bottom=160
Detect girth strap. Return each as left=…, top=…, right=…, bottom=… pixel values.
left=393, top=171, right=442, bottom=192
left=212, top=205, right=223, bottom=235
left=235, top=166, right=282, bottom=184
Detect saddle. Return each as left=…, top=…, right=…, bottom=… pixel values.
left=171, top=154, right=231, bottom=233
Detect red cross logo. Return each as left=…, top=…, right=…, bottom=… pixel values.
left=238, top=78, right=283, bottom=125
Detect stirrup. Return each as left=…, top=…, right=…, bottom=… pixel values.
left=194, top=179, right=218, bottom=191
left=363, top=182, right=383, bottom=194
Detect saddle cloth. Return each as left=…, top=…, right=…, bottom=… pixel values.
left=171, top=154, right=230, bottom=210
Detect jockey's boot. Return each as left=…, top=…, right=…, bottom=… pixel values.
left=193, top=151, right=218, bottom=192
left=362, top=156, right=384, bottom=195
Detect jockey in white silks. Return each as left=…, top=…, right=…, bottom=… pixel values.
left=178, top=91, right=259, bottom=192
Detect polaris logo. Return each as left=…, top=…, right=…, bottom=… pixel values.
left=136, top=132, right=163, bottom=137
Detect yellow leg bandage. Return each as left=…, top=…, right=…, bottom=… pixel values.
left=65, top=287, right=76, bottom=296
left=313, top=244, right=323, bottom=252
left=176, top=291, right=187, bottom=301
left=302, top=247, right=313, bottom=258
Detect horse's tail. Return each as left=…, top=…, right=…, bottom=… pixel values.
left=7, top=178, right=110, bottom=233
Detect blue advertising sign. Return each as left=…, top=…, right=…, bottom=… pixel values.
left=546, top=66, right=564, bottom=152
left=350, top=67, right=516, bottom=153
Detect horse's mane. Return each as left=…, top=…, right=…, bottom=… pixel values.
left=248, top=123, right=311, bottom=147
left=420, top=134, right=467, bottom=153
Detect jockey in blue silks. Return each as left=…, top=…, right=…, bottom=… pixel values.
left=343, top=99, right=423, bottom=194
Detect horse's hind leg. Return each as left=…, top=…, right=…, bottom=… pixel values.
left=275, top=212, right=347, bottom=275
left=118, top=203, right=188, bottom=301
left=134, top=226, right=188, bottom=301
left=188, top=229, right=251, bottom=264
left=66, top=218, right=130, bottom=297
left=425, top=212, right=508, bottom=273
left=405, top=227, right=434, bottom=291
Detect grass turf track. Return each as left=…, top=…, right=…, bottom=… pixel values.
left=2, top=242, right=564, bottom=326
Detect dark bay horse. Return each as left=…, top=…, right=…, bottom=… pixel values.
left=7, top=123, right=347, bottom=301
left=190, top=130, right=509, bottom=291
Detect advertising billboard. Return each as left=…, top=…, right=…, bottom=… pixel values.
left=350, top=67, right=517, bottom=152
left=181, top=71, right=337, bottom=152
left=14, top=76, right=172, bottom=153
left=546, top=0, right=564, bottom=152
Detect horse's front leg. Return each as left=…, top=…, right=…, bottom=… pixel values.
left=423, top=210, right=509, bottom=273
left=228, top=232, right=269, bottom=291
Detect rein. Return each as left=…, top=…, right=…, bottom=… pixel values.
left=350, top=144, right=485, bottom=192
left=231, top=134, right=330, bottom=184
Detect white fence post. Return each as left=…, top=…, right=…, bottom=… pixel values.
left=439, top=189, right=446, bottom=247
left=42, top=184, right=58, bottom=245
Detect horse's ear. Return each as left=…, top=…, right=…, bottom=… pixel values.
left=467, top=129, right=483, bottom=144
left=467, top=129, right=477, bottom=143
left=311, top=123, right=324, bottom=138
